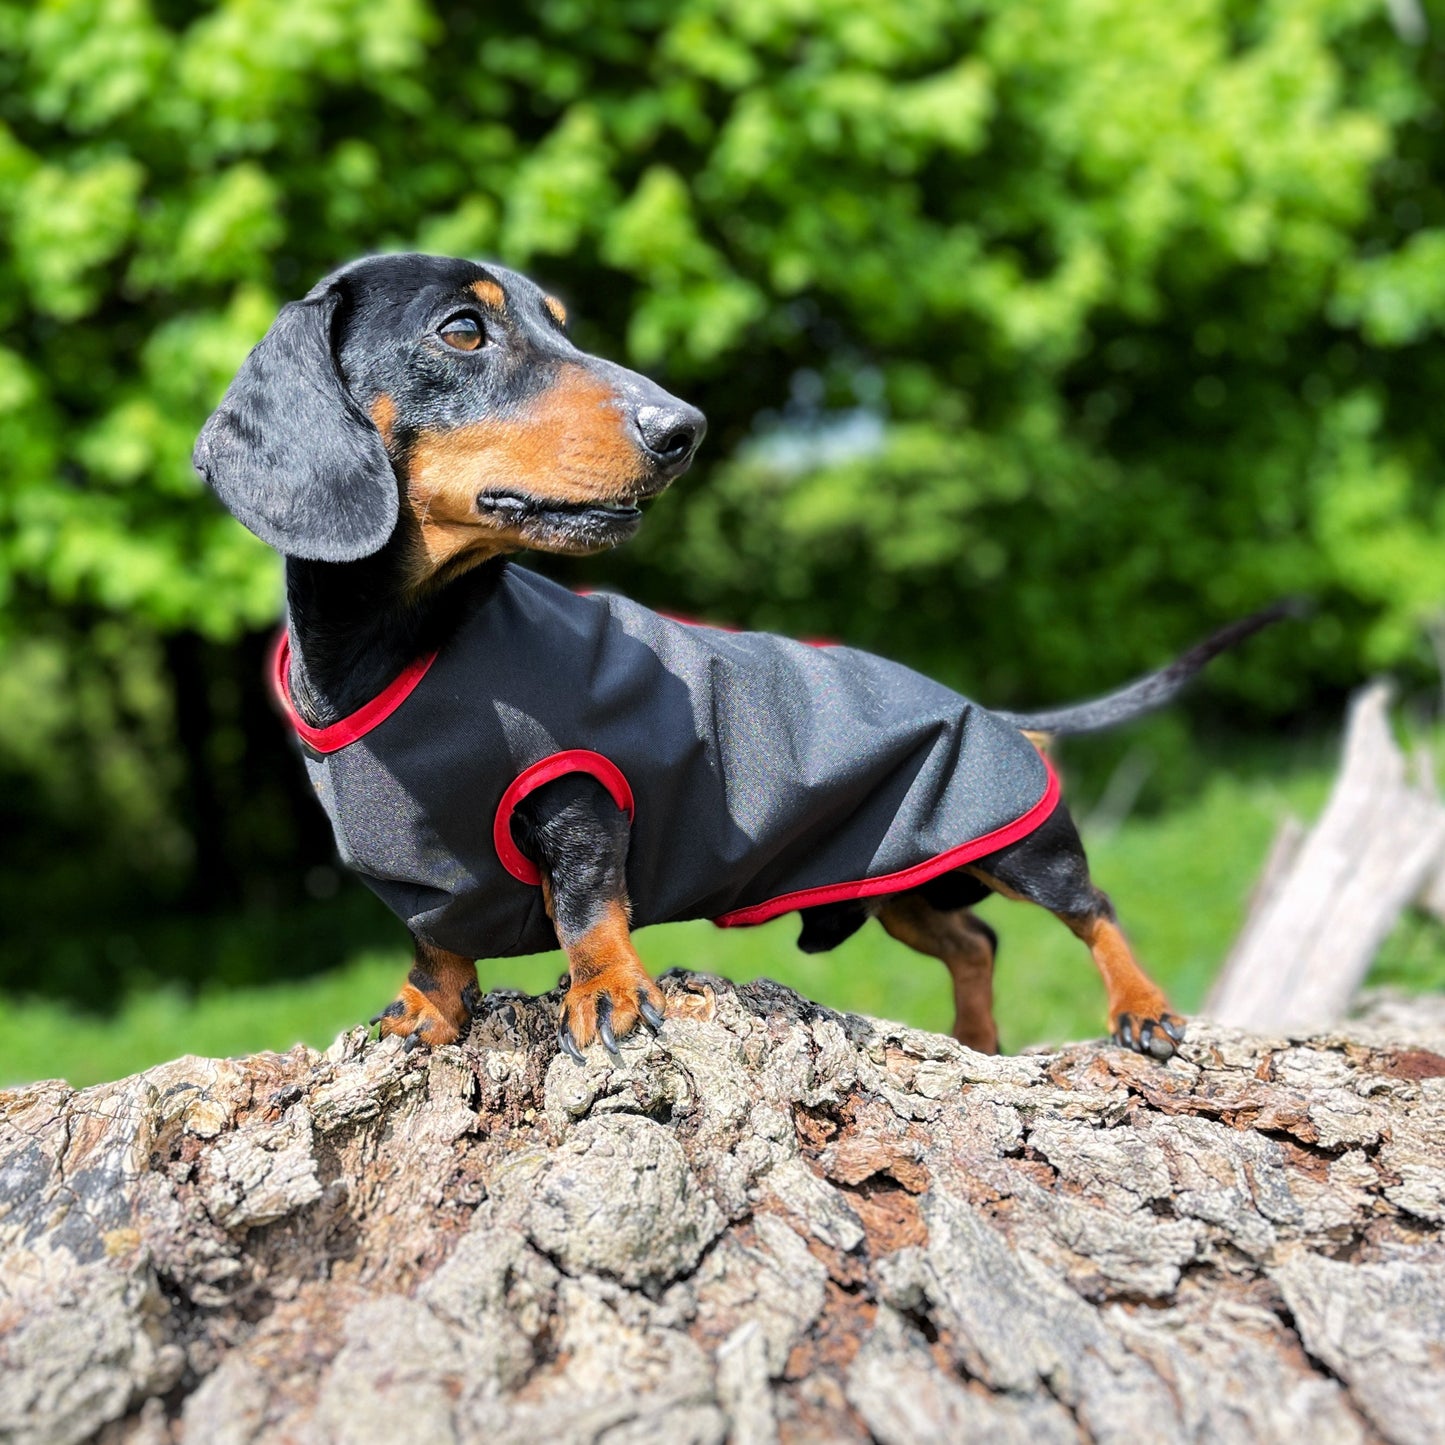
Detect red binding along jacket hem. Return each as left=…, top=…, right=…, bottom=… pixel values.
left=494, top=751, right=636, bottom=886
left=713, top=757, right=1062, bottom=928
left=269, top=632, right=438, bottom=754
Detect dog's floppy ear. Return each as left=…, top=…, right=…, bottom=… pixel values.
left=193, top=282, right=398, bottom=562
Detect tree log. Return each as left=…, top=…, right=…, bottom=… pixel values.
left=3, top=973, right=1445, bottom=1445
left=1209, top=683, right=1445, bottom=1035
left=1422, top=855, right=1445, bottom=928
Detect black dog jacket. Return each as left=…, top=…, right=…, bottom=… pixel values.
left=272, top=565, right=1058, bottom=958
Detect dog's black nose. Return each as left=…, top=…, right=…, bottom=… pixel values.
left=635, top=403, right=706, bottom=467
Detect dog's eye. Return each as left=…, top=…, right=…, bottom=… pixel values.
left=439, top=314, right=485, bottom=352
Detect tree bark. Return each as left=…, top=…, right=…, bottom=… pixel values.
left=3, top=974, right=1444, bottom=1445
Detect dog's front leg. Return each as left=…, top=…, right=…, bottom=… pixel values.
left=511, top=773, right=665, bottom=1061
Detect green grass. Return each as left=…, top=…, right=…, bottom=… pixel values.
left=4, top=746, right=1442, bottom=1090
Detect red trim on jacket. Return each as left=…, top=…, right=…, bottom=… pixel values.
left=493, top=751, right=637, bottom=885
left=713, top=758, right=1062, bottom=928
left=271, top=617, right=1057, bottom=925
left=270, top=632, right=438, bottom=755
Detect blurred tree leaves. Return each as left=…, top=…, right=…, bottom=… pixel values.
left=2, top=0, right=1440, bottom=656
left=1, top=0, right=1443, bottom=948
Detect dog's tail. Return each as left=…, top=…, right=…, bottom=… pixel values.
left=992, top=600, right=1304, bottom=737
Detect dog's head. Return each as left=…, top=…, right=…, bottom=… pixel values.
left=194, top=254, right=705, bottom=589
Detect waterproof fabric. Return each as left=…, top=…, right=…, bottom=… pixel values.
left=278, top=564, right=1057, bottom=958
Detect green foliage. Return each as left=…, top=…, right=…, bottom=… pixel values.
left=2, top=0, right=1441, bottom=650
left=1, top=1, right=1443, bottom=968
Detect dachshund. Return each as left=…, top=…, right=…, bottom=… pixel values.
left=196, top=253, right=1284, bottom=1064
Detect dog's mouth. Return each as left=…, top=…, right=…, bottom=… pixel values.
left=475, top=489, right=646, bottom=552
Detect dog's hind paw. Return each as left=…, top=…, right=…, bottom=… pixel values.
left=1112, top=1011, right=1185, bottom=1061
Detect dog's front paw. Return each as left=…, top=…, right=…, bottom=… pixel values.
left=1112, top=1010, right=1185, bottom=1061
left=371, top=981, right=474, bottom=1052
left=557, top=965, right=665, bottom=1063
left=371, top=948, right=479, bottom=1052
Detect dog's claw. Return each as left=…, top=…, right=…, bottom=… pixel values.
left=1113, top=1011, right=1183, bottom=1062
left=558, top=1016, right=586, bottom=1065
left=369, top=1000, right=406, bottom=1027
left=1150, top=1035, right=1176, bottom=1061
left=1141, top=1022, right=1175, bottom=1061
left=596, top=995, right=622, bottom=1059
left=403, top=1030, right=428, bottom=1054
left=638, top=993, right=664, bottom=1035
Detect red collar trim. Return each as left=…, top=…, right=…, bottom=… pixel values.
left=269, top=632, right=438, bottom=754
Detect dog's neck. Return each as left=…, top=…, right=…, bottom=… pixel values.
left=283, top=546, right=505, bottom=727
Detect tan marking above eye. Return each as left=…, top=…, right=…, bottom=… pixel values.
left=470, top=278, right=506, bottom=310
left=440, top=315, right=483, bottom=352
left=543, top=295, right=567, bottom=327
left=369, top=394, right=397, bottom=446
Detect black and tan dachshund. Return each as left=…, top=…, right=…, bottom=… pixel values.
left=196, top=253, right=1283, bottom=1064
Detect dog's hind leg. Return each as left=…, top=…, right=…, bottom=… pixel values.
left=878, top=892, right=1001, bottom=1054
left=511, top=772, right=665, bottom=1061
left=373, top=938, right=480, bottom=1049
left=966, top=801, right=1184, bottom=1060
